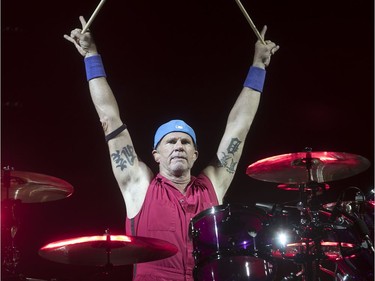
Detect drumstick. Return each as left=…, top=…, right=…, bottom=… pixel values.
left=234, top=0, right=266, bottom=45
left=81, top=0, right=107, bottom=33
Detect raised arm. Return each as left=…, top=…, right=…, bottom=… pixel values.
left=202, top=26, right=279, bottom=203
left=64, top=16, right=153, bottom=218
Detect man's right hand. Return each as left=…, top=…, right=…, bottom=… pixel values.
left=64, top=16, right=98, bottom=57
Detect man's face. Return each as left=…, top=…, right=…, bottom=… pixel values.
left=153, top=132, right=198, bottom=176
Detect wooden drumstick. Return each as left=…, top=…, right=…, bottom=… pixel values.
left=234, top=0, right=266, bottom=45
left=81, top=0, right=107, bottom=33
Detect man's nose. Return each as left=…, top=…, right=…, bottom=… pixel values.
left=174, top=139, right=184, bottom=150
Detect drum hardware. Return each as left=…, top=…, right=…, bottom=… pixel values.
left=277, top=199, right=361, bottom=281
left=1, top=166, right=22, bottom=276
left=255, top=202, right=289, bottom=217
left=325, top=186, right=374, bottom=254
left=337, top=208, right=374, bottom=253
left=277, top=183, right=330, bottom=193
left=1, top=198, right=22, bottom=275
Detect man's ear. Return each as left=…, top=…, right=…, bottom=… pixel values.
left=152, top=149, right=160, bottom=163
left=193, top=150, right=199, bottom=161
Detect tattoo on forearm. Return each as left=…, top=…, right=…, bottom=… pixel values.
left=219, top=138, right=242, bottom=174
left=111, top=145, right=136, bottom=171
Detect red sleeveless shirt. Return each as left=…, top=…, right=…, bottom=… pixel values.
left=126, top=173, right=219, bottom=281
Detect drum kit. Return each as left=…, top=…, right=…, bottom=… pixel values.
left=189, top=148, right=374, bottom=281
left=1, top=148, right=374, bottom=281
left=1, top=167, right=178, bottom=281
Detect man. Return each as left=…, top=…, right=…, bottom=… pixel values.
left=64, top=15, right=279, bottom=281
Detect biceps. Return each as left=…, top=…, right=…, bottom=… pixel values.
left=216, top=137, right=244, bottom=174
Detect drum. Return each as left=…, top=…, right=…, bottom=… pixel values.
left=189, top=204, right=275, bottom=281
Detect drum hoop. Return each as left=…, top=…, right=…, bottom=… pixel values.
left=190, top=203, right=265, bottom=224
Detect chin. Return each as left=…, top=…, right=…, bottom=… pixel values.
left=171, top=164, right=189, bottom=174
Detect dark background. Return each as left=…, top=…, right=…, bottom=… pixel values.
left=2, top=0, right=374, bottom=280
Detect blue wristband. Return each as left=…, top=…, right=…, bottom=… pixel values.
left=84, top=54, right=107, bottom=81
left=243, top=66, right=266, bottom=92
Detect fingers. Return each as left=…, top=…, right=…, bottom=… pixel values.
left=65, top=33, right=81, bottom=49
left=64, top=17, right=93, bottom=57
left=261, top=26, right=279, bottom=56
left=64, top=29, right=82, bottom=41
left=64, top=16, right=88, bottom=44
left=63, top=34, right=75, bottom=44
left=260, top=25, right=267, bottom=38
left=79, top=16, right=87, bottom=29
left=271, top=45, right=280, bottom=55
left=63, top=29, right=84, bottom=50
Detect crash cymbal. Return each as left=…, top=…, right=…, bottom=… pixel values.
left=38, top=234, right=178, bottom=266
left=247, top=151, right=370, bottom=184
left=1, top=170, right=74, bottom=203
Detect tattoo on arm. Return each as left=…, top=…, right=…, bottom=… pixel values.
left=111, top=145, right=137, bottom=171
left=218, top=137, right=242, bottom=174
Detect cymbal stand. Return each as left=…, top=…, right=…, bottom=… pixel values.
left=1, top=166, right=22, bottom=276
left=104, top=228, right=114, bottom=274
left=291, top=149, right=330, bottom=281
left=89, top=229, right=115, bottom=281
left=290, top=185, right=324, bottom=281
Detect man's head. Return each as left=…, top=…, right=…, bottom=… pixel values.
left=153, top=119, right=197, bottom=149
left=152, top=119, right=198, bottom=177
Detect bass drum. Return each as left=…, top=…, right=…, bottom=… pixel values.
left=189, top=204, right=275, bottom=281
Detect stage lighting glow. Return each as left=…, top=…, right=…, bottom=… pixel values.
left=277, top=232, right=288, bottom=247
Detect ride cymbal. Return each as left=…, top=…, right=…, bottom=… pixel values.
left=39, top=234, right=178, bottom=266
left=1, top=170, right=74, bottom=203
left=247, top=151, right=370, bottom=184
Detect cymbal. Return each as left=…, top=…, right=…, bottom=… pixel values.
left=1, top=170, right=74, bottom=203
left=247, top=151, right=370, bottom=184
left=38, top=234, right=178, bottom=266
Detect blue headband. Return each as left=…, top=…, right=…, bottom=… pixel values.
left=153, top=119, right=197, bottom=149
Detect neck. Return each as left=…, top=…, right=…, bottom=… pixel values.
left=160, top=171, right=191, bottom=193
